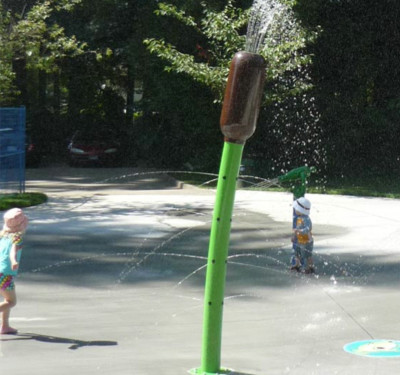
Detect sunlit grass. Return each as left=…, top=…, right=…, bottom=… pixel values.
left=0, top=193, right=48, bottom=211
left=316, top=176, right=400, bottom=199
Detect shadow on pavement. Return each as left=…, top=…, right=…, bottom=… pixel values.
left=25, top=167, right=183, bottom=193
left=0, top=333, right=118, bottom=350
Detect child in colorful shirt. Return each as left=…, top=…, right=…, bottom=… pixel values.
left=290, top=197, right=314, bottom=274
left=0, top=208, right=28, bottom=334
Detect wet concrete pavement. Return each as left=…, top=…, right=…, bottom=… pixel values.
left=1, top=166, right=400, bottom=374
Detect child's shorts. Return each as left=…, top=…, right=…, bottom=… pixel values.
left=293, top=241, right=314, bottom=260
left=0, top=273, right=15, bottom=291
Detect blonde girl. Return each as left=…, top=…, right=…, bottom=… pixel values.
left=0, top=208, right=28, bottom=334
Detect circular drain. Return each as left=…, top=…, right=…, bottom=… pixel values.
left=344, top=340, right=400, bottom=357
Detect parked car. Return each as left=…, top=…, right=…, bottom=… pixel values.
left=67, top=129, right=120, bottom=167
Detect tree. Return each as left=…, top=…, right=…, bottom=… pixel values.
left=0, top=0, right=85, bottom=108
left=145, top=1, right=316, bottom=102
left=0, top=3, right=18, bottom=104
left=0, top=0, right=87, bottom=160
left=144, top=1, right=325, bottom=176
left=145, top=1, right=247, bottom=102
left=64, top=0, right=166, bottom=127
left=295, top=0, right=400, bottom=178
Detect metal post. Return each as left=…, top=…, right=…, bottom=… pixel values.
left=200, top=141, right=243, bottom=374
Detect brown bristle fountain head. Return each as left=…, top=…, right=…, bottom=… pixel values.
left=220, top=51, right=266, bottom=144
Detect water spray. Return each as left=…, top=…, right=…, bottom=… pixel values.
left=191, top=51, right=266, bottom=375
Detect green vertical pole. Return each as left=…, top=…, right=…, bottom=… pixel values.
left=191, top=51, right=266, bottom=375
left=200, top=141, right=243, bottom=374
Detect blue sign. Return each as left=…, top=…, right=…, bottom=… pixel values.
left=344, top=340, right=400, bottom=357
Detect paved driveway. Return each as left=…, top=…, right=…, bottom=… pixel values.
left=1, top=166, right=400, bottom=374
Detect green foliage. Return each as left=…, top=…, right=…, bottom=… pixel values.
left=0, top=0, right=85, bottom=104
left=295, top=0, right=400, bottom=178
left=1, top=0, right=399, bottom=184
left=145, top=1, right=247, bottom=101
left=145, top=38, right=228, bottom=99
left=0, top=61, right=16, bottom=104
left=10, top=1, right=86, bottom=72
left=200, top=1, right=247, bottom=61
left=133, top=64, right=222, bottom=170
left=0, top=3, right=18, bottom=103
left=145, top=0, right=318, bottom=104
left=156, top=3, right=199, bottom=29
left=62, top=0, right=162, bottom=129
left=0, top=193, right=47, bottom=211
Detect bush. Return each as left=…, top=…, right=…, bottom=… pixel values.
left=0, top=193, right=47, bottom=211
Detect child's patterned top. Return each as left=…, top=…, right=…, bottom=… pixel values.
left=0, top=231, right=24, bottom=275
left=293, top=215, right=313, bottom=245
